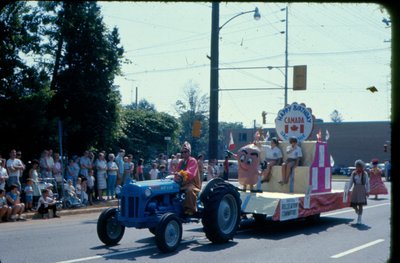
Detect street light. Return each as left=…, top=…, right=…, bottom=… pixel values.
left=209, top=3, right=260, bottom=160
left=219, top=7, right=261, bottom=30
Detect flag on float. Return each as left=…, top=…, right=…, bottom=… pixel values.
left=330, top=155, right=335, bottom=167
left=316, top=129, right=322, bottom=142
left=265, top=130, right=270, bottom=142
left=228, top=132, right=235, bottom=150
left=325, top=129, right=330, bottom=141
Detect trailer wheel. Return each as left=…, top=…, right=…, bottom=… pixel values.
left=202, top=183, right=241, bottom=243
left=97, top=208, right=125, bottom=245
left=155, top=213, right=182, bottom=253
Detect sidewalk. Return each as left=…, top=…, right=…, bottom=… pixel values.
left=23, top=199, right=118, bottom=220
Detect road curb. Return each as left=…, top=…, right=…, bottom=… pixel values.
left=23, top=200, right=118, bottom=220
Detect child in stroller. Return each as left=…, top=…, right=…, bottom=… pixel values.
left=63, top=179, right=83, bottom=208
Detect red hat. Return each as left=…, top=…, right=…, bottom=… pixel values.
left=371, top=158, right=379, bottom=165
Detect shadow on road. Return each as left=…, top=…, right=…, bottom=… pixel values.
left=80, top=219, right=98, bottom=225
left=86, top=216, right=361, bottom=260
left=189, top=240, right=238, bottom=252
left=88, top=239, right=200, bottom=261
left=235, top=217, right=354, bottom=241
left=349, top=223, right=372, bottom=231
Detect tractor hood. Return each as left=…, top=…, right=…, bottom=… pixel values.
left=122, top=179, right=181, bottom=198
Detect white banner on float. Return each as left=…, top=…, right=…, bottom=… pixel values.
left=325, top=167, right=331, bottom=189
left=319, top=145, right=325, bottom=167
left=280, top=198, right=299, bottom=221
left=312, top=167, right=318, bottom=190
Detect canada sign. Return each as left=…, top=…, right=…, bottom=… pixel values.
left=275, top=103, right=314, bottom=142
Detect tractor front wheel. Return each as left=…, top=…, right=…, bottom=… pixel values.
left=97, top=208, right=125, bottom=246
left=155, top=213, right=182, bottom=253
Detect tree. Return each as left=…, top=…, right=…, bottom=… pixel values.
left=175, top=80, right=209, bottom=156
left=120, top=107, right=180, bottom=161
left=219, top=122, right=244, bottom=131
left=330, top=110, right=343, bottom=123
left=126, top=99, right=156, bottom=111
left=0, top=2, right=56, bottom=159
left=50, top=1, right=124, bottom=155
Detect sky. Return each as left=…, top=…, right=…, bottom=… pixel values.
left=98, top=1, right=392, bottom=128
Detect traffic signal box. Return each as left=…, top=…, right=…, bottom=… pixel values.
left=192, top=120, right=201, bottom=138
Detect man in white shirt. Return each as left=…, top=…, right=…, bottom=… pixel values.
left=261, top=137, right=283, bottom=183
left=37, top=189, right=60, bottom=218
left=6, top=149, right=25, bottom=190
left=280, top=137, right=302, bottom=185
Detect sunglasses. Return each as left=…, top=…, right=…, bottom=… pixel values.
left=181, top=150, right=189, bottom=154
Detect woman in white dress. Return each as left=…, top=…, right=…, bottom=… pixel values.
left=95, top=153, right=108, bottom=201
left=28, top=159, right=41, bottom=202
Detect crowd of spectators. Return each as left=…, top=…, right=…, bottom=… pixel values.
left=0, top=148, right=182, bottom=223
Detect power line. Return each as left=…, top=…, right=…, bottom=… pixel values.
left=124, top=45, right=389, bottom=76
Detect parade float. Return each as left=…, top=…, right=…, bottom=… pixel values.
left=237, top=102, right=351, bottom=222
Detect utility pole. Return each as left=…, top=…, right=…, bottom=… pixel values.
left=209, top=2, right=220, bottom=160
left=208, top=4, right=260, bottom=160
left=284, top=6, right=289, bottom=106
left=136, top=86, right=138, bottom=110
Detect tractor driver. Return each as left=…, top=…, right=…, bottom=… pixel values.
left=173, top=141, right=202, bottom=216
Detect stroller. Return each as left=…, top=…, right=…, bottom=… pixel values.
left=38, top=177, right=61, bottom=198
left=62, top=180, right=83, bottom=209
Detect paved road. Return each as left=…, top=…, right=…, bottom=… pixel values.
left=0, top=182, right=392, bottom=263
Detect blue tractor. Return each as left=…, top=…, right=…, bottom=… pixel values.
left=97, top=178, right=241, bottom=253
